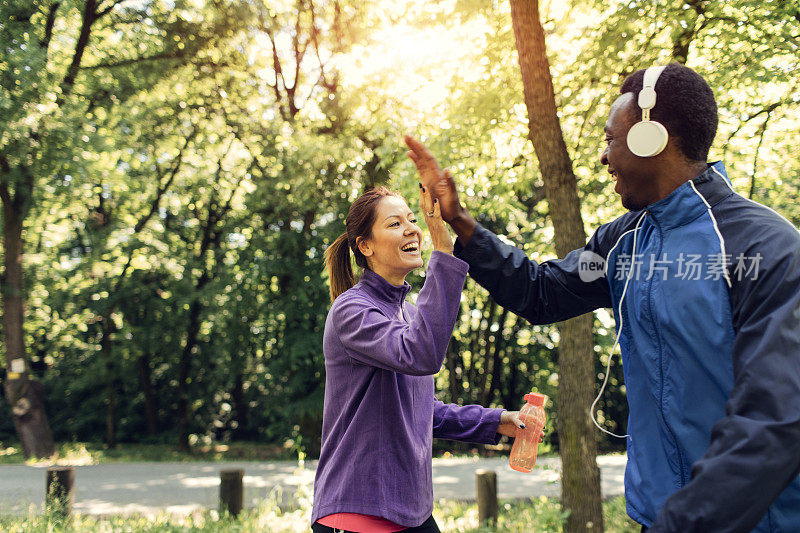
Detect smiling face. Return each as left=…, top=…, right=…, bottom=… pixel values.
left=600, top=93, right=662, bottom=211
left=357, top=196, right=424, bottom=285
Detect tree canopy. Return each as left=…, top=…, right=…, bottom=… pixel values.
left=1, top=0, right=797, bottom=456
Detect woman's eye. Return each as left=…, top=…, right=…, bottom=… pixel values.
left=410, top=219, right=417, bottom=224
left=389, top=222, right=399, bottom=227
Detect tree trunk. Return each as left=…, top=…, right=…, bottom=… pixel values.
left=556, top=314, right=602, bottom=530
left=446, top=338, right=463, bottom=402
left=483, top=307, right=509, bottom=405
left=1, top=193, right=55, bottom=458
left=137, top=354, right=159, bottom=436
left=509, top=1, right=604, bottom=531
left=670, top=0, right=706, bottom=65
left=177, top=295, right=204, bottom=451
left=99, top=316, right=118, bottom=448
left=231, top=371, right=249, bottom=439
left=477, top=299, right=497, bottom=403
left=504, top=319, right=521, bottom=409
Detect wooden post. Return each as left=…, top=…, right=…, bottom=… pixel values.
left=220, top=468, right=244, bottom=517
left=45, top=466, right=75, bottom=519
left=476, top=469, right=498, bottom=526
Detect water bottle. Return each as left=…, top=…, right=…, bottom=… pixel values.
left=509, top=392, right=546, bottom=473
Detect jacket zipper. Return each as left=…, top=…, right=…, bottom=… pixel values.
left=644, top=209, right=687, bottom=486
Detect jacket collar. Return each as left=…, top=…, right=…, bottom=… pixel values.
left=645, top=161, right=734, bottom=230
left=359, top=268, right=411, bottom=304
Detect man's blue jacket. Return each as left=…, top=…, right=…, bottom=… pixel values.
left=454, top=162, right=800, bottom=532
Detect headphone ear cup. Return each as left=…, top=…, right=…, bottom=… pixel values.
left=627, top=120, right=669, bottom=157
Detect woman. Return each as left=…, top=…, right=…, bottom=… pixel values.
left=311, top=185, right=526, bottom=533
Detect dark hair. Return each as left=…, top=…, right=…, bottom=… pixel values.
left=323, top=186, right=401, bottom=302
left=620, top=63, right=718, bottom=162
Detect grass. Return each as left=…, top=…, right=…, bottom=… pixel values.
left=0, top=441, right=541, bottom=466
left=0, top=441, right=295, bottom=465
left=0, top=441, right=560, bottom=466
left=0, top=495, right=640, bottom=532
left=436, top=496, right=640, bottom=532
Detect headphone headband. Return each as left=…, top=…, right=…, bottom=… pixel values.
left=638, top=65, right=666, bottom=121
left=626, top=65, right=669, bottom=157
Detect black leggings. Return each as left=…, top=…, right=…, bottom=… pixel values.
left=311, top=515, right=440, bottom=533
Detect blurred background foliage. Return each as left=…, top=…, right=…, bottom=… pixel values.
left=1, top=0, right=797, bottom=456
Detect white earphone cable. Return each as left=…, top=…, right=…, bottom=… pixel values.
left=590, top=213, right=645, bottom=440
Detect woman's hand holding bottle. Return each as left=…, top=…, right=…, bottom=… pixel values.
left=498, top=410, right=544, bottom=441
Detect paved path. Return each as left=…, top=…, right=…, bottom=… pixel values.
left=0, top=454, right=626, bottom=516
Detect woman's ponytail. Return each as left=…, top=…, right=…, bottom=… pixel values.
left=324, top=232, right=356, bottom=302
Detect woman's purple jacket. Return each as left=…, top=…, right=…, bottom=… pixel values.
left=311, top=251, right=504, bottom=527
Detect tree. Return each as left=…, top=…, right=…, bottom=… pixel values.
left=2, top=0, right=795, bottom=468
left=509, top=1, right=603, bottom=531
left=0, top=0, right=104, bottom=459
left=0, top=0, right=236, bottom=457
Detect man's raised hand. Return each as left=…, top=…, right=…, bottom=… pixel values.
left=404, top=135, right=477, bottom=245
left=404, top=135, right=462, bottom=223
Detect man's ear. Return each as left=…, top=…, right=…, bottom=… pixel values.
left=662, top=136, right=683, bottom=159
left=357, top=237, right=373, bottom=257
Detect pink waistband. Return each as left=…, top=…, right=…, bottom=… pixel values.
left=318, top=512, right=408, bottom=532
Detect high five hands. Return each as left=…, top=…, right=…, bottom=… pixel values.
left=405, top=136, right=478, bottom=245
left=408, top=136, right=543, bottom=444
left=405, top=136, right=462, bottom=222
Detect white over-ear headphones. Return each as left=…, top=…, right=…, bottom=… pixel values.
left=626, top=65, right=669, bottom=157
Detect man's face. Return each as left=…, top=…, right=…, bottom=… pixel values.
left=600, top=93, right=659, bottom=211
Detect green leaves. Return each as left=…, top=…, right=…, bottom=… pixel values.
left=2, top=0, right=797, bottom=453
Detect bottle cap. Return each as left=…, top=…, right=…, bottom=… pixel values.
left=524, top=393, right=545, bottom=406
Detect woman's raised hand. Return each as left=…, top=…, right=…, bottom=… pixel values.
left=420, top=183, right=453, bottom=255
left=405, top=136, right=464, bottom=223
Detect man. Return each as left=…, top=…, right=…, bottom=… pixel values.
left=405, top=63, right=800, bottom=532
